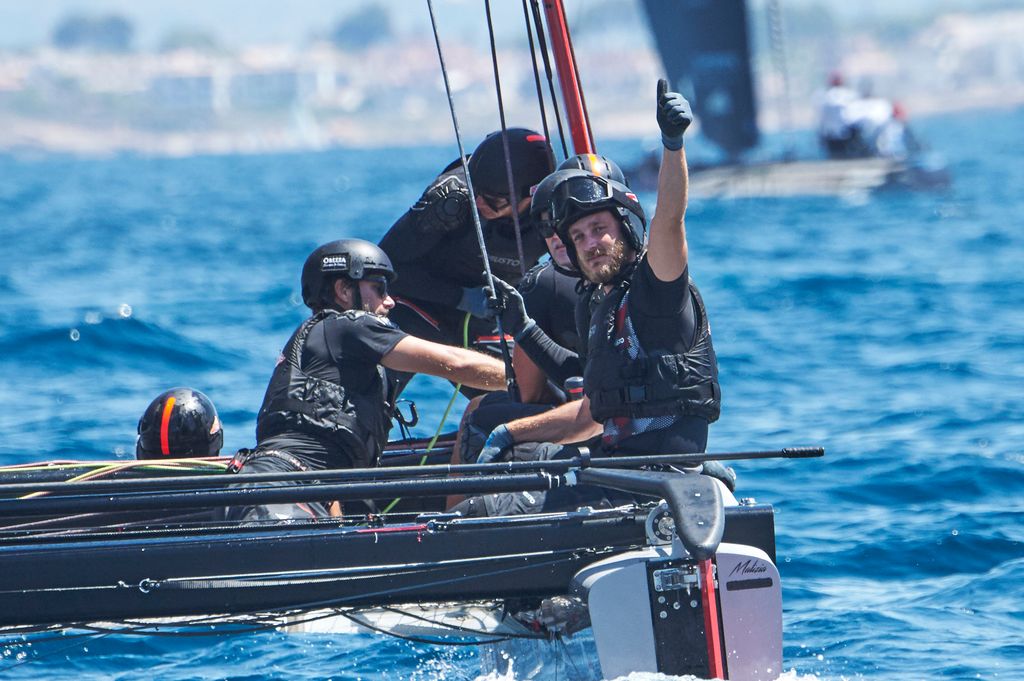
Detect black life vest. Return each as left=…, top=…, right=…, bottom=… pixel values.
left=582, top=278, right=721, bottom=423
left=256, top=310, right=394, bottom=467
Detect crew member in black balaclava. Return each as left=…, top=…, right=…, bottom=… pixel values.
left=378, top=128, right=555, bottom=396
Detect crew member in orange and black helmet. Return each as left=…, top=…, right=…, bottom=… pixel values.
left=136, top=387, right=223, bottom=459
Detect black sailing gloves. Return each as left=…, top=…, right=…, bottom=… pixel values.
left=656, top=78, right=693, bottom=151
left=411, top=175, right=471, bottom=234
left=487, top=276, right=531, bottom=338
left=460, top=276, right=531, bottom=323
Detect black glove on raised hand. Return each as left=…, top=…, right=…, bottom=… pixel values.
left=412, top=175, right=470, bottom=234
left=656, top=78, right=693, bottom=151
left=487, top=276, right=531, bottom=337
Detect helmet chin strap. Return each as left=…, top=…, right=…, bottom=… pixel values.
left=351, top=281, right=364, bottom=312
left=328, top=278, right=363, bottom=313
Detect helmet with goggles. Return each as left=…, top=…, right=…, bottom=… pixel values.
left=530, top=168, right=593, bottom=239
left=548, top=173, right=646, bottom=269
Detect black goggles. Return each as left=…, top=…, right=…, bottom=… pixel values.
left=364, top=276, right=390, bottom=299
left=548, top=174, right=639, bottom=229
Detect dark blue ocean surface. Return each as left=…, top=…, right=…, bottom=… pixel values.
left=1, top=107, right=1022, bottom=679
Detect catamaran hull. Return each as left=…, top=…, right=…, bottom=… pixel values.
left=0, top=505, right=774, bottom=629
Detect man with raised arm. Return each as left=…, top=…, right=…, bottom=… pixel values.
left=452, top=81, right=725, bottom=516
left=450, top=156, right=632, bottom=471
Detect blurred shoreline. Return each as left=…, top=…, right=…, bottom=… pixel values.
left=1, top=9, right=1022, bottom=158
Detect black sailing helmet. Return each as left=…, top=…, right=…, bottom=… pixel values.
left=530, top=169, right=594, bottom=277
left=557, top=153, right=629, bottom=187
left=549, top=172, right=647, bottom=269
left=301, top=239, right=396, bottom=311
left=468, top=128, right=555, bottom=203
left=530, top=168, right=594, bottom=238
left=136, top=388, right=223, bottom=460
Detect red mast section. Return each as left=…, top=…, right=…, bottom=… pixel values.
left=542, top=0, right=594, bottom=154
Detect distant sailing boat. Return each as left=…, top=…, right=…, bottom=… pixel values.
left=631, top=0, right=951, bottom=198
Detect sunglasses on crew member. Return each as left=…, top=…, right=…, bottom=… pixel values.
left=363, top=276, right=389, bottom=299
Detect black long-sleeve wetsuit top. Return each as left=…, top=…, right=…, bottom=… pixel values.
left=378, top=163, right=549, bottom=337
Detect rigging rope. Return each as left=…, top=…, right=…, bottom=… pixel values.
left=0, top=602, right=543, bottom=668
left=521, top=0, right=565, bottom=161
left=484, top=0, right=528, bottom=281
left=527, top=0, right=569, bottom=160
left=0, top=458, right=227, bottom=474
left=425, top=0, right=519, bottom=401
left=18, top=461, right=171, bottom=499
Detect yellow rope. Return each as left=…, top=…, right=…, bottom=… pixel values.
left=0, top=457, right=228, bottom=473
left=11, top=457, right=229, bottom=499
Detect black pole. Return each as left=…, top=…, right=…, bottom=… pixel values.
left=0, top=447, right=823, bottom=497
left=0, top=473, right=562, bottom=519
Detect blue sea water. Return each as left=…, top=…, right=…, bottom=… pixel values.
left=1, top=107, right=1022, bottom=680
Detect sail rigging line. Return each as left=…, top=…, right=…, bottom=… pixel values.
left=0, top=471, right=566, bottom=517
left=425, top=0, right=519, bottom=400
left=0, top=603, right=539, bottom=652
left=483, top=0, right=528, bottom=282
left=528, top=0, right=570, bottom=160
left=0, top=609, right=349, bottom=658
left=523, top=0, right=568, bottom=160
left=0, top=610, right=334, bottom=650
left=18, top=460, right=154, bottom=499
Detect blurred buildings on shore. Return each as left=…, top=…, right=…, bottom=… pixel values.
left=0, top=8, right=1021, bottom=156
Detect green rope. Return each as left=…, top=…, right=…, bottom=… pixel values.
left=380, top=313, right=471, bottom=515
